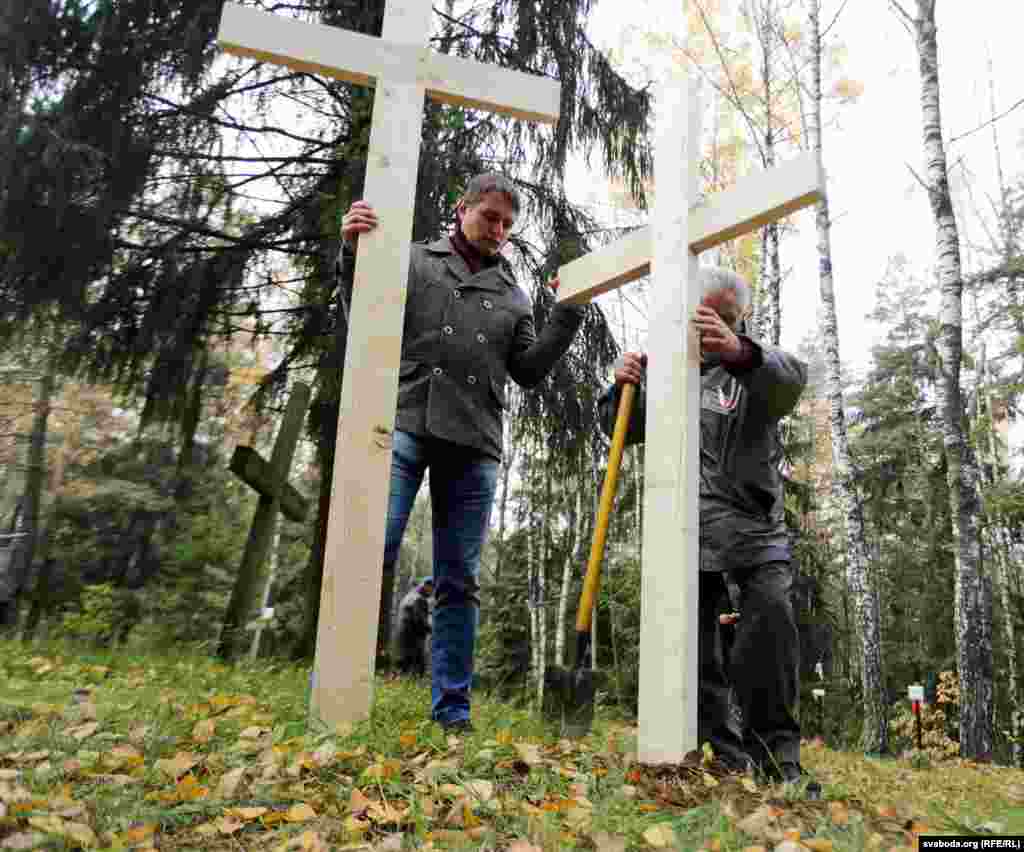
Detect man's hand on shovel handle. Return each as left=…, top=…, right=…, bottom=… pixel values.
left=615, top=351, right=647, bottom=386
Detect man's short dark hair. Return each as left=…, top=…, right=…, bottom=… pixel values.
left=461, top=172, right=521, bottom=216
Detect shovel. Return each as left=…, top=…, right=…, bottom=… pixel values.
left=543, top=381, right=637, bottom=737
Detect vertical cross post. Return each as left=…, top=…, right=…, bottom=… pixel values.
left=636, top=72, right=703, bottom=764
left=216, top=0, right=560, bottom=725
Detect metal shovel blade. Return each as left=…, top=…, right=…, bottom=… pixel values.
left=561, top=667, right=608, bottom=738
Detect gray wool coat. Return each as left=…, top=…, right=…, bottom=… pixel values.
left=337, top=236, right=586, bottom=460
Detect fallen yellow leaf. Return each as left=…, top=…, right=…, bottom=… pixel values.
left=592, top=831, right=628, bottom=852
left=217, top=815, right=244, bottom=835
left=495, top=730, right=514, bottom=745
left=514, top=743, right=542, bottom=765
left=399, top=732, right=417, bottom=749
left=506, top=840, right=543, bottom=852
left=349, top=787, right=372, bottom=813
left=828, top=801, right=849, bottom=826
left=363, top=759, right=402, bottom=781
left=68, top=722, right=99, bottom=741
left=286, top=802, right=317, bottom=822
left=154, top=751, right=200, bottom=778
left=462, top=778, right=495, bottom=802
left=122, top=823, right=157, bottom=843
left=64, top=821, right=99, bottom=847
left=175, top=774, right=209, bottom=802
left=643, top=824, right=677, bottom=848
left=216, top=766, right=246, bottom=798
left=192, top=718, right=216, bottom=743
left=803, top=839, right=834, bottom=852
left=228, top=806, right=268, bottom=820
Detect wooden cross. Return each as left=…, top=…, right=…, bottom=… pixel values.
left=217, top=1, right=561, bottom=724
left=555, top=74, right=825, bottom=764
left=218, top=382, right=311, bottom=659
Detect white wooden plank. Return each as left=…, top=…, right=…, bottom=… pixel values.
left=421, top=53, right=560, bottom=125
left=556, top=226, right=651, bottom=307
left=555, top=153, right=825, bottom=306
left=637, top=74, right=703, bottom=765
left=689, top=152, right=825, bottom=253
left=217, top=3, right=412, bottom=87
left=310, top=0, right=431, bottom=727
left=217, top=2, right=560, bottom=124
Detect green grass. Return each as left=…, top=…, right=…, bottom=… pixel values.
left=0, top=640, right=1021, bottom=850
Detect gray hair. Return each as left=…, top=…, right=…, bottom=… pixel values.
left=698, top=266, right=752, bottom=310
left=461, top=172, right=521, bottom=215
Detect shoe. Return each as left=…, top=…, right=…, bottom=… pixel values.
left=438, top=719, right=475, bottom=735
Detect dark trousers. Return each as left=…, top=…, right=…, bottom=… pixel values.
left=396, top=631, right=429, bottom=677
left=699, top=561, right=801, bottom=769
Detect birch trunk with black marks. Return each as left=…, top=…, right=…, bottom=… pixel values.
left=809, top=0, right=887, bottom=754
left=754, top=0, right=781, bottom=346
left=555, top=474, right=583, bottom=667
left=895, top=0, right=992, bottom=759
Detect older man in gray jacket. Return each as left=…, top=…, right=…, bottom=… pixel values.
left=339, top=173, right=585, bottom=732
left=600, top=267, right=808, bottom=784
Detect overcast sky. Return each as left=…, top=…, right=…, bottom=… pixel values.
left=570, top=0, right=1024, bottom=381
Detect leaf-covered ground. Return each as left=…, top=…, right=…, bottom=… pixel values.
left=1, top=642, right=1021, bottom=851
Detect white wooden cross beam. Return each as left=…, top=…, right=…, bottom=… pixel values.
left=217, top=0, right=560, bottom=726
left=556, top=76, right=825, bottom=764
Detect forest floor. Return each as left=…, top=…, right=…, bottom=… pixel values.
left=0, top=641, right=1021, bottom=851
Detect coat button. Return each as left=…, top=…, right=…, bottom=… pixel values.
left=467, top=375, right=478, bottom=385
left=453, top=289, right=462, bottom=299
left=432, top=367, right=443, bottom=376
left=482, top=299, right=493, bottom=310
left=442, top=325, right=453, bottom=335
left=476, top=332, right=487, bottom=344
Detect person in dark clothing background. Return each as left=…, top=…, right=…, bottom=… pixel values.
left=599, top=266, right=809, bottom=784
left=396, top=577, right=434, bottom=676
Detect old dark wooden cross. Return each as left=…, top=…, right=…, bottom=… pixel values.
left=217, top=381, right=311, bottom=659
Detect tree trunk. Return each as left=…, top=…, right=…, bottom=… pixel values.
left=900, top=0, right=992, bottom=759
left=495, top=431, right=517, bottom=585
left=174, top=346, right=209, bottom=499
left=555, top=475, right=583, bottom=666
left=809, top=0, right=887, bottom=755
left=535, top=454, right=551, bottom=707
left=15, top=356, right=56, bottom=637
left=293, top=444, right=332, bottom=661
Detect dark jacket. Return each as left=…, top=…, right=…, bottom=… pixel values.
left=338, top=237, right=585, bottom=461
left=396, top=581, right=432, bottom=644
left=598, top=336, right=807, bottom=572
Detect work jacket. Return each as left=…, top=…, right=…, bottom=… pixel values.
left=338, top=237, right=585, bottom=460
left=598, top=337, right=807, bottom=572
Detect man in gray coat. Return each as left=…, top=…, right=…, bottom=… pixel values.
left=599, top=267, right=808, bottom=783
left=339, top=173, right=585, bottom=732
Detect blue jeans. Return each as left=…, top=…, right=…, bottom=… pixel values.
left=383, top=430, right=499, bottom=724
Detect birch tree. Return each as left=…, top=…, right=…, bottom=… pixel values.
left=805, top=0, right=887, bottom=754
left=890, top=0, right=992, bottom=759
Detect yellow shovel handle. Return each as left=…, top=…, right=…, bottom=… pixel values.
left=575, top=382, right=636, bottom=633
